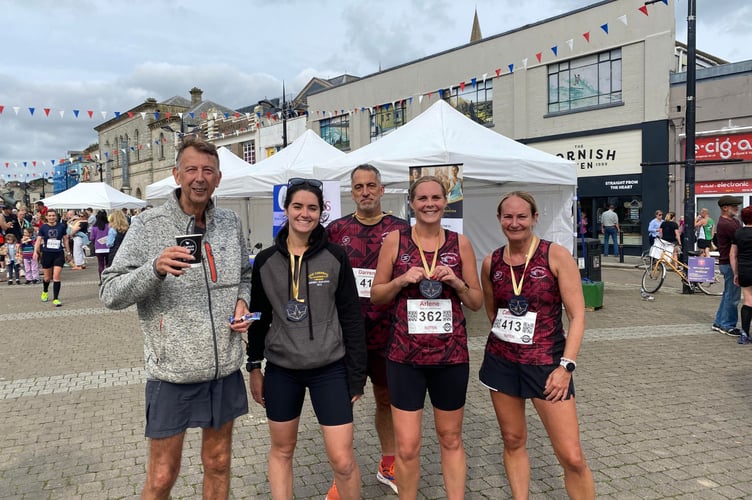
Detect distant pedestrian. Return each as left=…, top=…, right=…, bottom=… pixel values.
left=731, top=205, right=752, bottom=344
left=34, top=209, right=69, bottom=307
left=648, top=210, right=663, bottom=247
left=20, top=227, right=39, bottom=284
left=713, top=195, right=743, bottom=337
left=694, top=208, right=715, bottom=257
left=106, top=210, right=129, bottom=267
left=89, top=210, right=110, bottom=284
left=660, top=212, right=681, bottom=260
left=601, top=204, right=620, bottom=257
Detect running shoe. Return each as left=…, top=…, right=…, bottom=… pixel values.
left=325, top=481, right=340, bottom=500
left=41, top=291, right=48, bottom=302
left=53, top=299, right=62, bottom=307
left=376, top=460, right=398, bottom=494
left=737, top=333, right=749, bottom=345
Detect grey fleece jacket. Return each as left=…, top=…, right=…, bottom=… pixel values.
left=100, top=190, right=252, bottom=384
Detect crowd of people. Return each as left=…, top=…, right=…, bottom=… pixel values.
left=0, top=200, right=133, bottom=305
left=97, top=137, right=595, bottom=500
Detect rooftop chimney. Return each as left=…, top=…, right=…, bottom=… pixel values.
left=190, top=87, right=203, bottom=106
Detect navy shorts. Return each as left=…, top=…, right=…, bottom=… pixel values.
left=144, top=370, right=248, bottom=439
left=386, top=360, right=469, bottom=412
left=697, top=240, right=711, bottom=249
left=263, top=360, right=353, bottom=426
left=479, top=351, right=575, bottom=400
left=40, top=252, right=66, bottom=269
left=367, top=350, right=388, bottom=387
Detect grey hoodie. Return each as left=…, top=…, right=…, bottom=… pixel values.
left=100, top=190, right=252, bottom=384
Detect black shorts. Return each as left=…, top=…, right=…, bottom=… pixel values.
left=263, top=359, right=353, bottom=426
left=479, top=351, right=574, bottom=400
left=697, top=240, right=711, bottom=249
left=386, top=360, right=469, bottom=412
left=738, top=266, right=752, bottom=288
left=40, top=252, right=66, bottom=269
left=144, top=370, right=248, bottom=439
left=367, top=350, right=388, bottom=387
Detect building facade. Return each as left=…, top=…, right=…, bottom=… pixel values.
left=306, top=0, right=676, bottom=255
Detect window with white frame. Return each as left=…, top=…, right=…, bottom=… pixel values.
left=242, top=140, right=256, bottom=164
left=548, top=48, right=622, bottom=113
left=443, top=80, right=493, bottom=125
left=320, top=115, right=350, bottom=151
left=370, top=102, right=406, bottom=142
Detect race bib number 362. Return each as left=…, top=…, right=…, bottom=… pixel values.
left=407, top=299, right=453, bottom=334
left=491, top=308, right=537, bottom=345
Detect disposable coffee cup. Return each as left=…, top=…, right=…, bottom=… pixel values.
left=175, top=234, right=203, bottom=268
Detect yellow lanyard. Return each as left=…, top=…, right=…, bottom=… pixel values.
left=289, top=251, right=305, bottom=302
left=507, top=237, right=538, bottom=296
left=414, top=228, right=440, bottom=277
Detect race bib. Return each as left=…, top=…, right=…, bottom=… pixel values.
left=353, top=267, right=375, bottom=298
left=491, top=308, right=537, bottom=345
left=46, top=238, right=61, bottom=250
left=407, top=299, right=452, bottom=334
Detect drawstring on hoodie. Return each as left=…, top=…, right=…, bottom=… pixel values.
left=306, top=259, right=313, bottom=340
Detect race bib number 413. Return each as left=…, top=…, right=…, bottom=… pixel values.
left=491, top=308, right=537, bottom=345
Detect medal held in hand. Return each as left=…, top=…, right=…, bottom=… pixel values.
left=415, top=228, right=443, bottom=299
left=507, top=237, right=538, bottom=317
left=287, top=252, right=308, bottom=322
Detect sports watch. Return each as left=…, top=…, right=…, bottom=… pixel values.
left=560, top=357, right=576, bottom=372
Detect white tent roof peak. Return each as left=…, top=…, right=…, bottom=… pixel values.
left=315, top=99, right=576, bottom=188
left=40, top=182, right=147, bottom=210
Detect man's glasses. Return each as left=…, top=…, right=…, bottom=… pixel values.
left=288, top=178, right=323, bottom=190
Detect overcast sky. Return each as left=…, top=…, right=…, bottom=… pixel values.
left=1, top=0, right=750, bottom=176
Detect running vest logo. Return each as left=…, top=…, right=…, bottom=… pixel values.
left=493, top=270, right=504, bottom=281
left=341, top=235, right=351, bottom=245
left=400, top=253, right=411, bottom=263
left=439, top=252, right=459, bottom=267
left=529, top=266, right=547, bottom=279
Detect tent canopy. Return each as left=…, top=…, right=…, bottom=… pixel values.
left=315, top=99, right=576, bottom=189
left=313, top=100, right=577, bottom=255
left=40, top=182, right=147, bottom=210
left=215, top=129, right=345, bottom=198
left=145, top=146, right=254, bottom=201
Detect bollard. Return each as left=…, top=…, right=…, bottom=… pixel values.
left=619, top=230, right=624, bottom=263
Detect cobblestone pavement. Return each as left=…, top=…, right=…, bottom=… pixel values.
left=1, top=257, right=750, bottom=499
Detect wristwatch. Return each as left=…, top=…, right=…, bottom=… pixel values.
left=246, top=360, right=263, bottom=372
left=560, top=357, right=576, bottom=372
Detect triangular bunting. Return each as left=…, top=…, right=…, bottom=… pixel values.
left=87, top=110, right=93, bottom=118
left=522, top=58, right=528, bottom=69
left=495, top=68, right=501, bottom=77
left=566, top=39, right=574, bottom=51
left=618, top=14, right=628, bottom=26
left=508, top=64, right=514, bottom=74
left=536, top=52, right=542, bottom=63
left=43, top=108, right=50, bottom=116
left=638, top=5, right=648, bottom=16
left=28, top=107, right=35, bottom=116
left=601, top=23, right=609, bottom=34
left=583, top=32, right=591, bottom=42
left=73, top=109, right=80, bottom=117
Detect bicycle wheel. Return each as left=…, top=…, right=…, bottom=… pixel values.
left=696, top=271, right=723, bottom=296
left=641, top=261, right=666, bottom=293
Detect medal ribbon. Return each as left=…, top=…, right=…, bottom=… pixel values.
left=289, top=251, right=305, bottom=302
left=508, top=236, right=538, bottom=297
left=414, top=228, right=440, bottom=278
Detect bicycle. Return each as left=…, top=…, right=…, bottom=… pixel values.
left=641, top=238, right=722, bottom=295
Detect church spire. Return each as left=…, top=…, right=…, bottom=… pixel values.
left=470, top=7, right=482, bottom=43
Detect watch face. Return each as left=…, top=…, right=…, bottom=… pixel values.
left=565, top=362, right=575, bottom=372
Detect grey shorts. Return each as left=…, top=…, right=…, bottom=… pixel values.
left=144, top=370, right=248, bottom=439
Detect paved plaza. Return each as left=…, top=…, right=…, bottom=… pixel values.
left=1, top=257, right=751, bottom=499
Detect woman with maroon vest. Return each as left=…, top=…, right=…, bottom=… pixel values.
left=371, top=176, right=482, bottom=500
left=479, top=191, right=594, bottom=499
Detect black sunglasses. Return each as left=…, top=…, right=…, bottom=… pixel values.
left=288, top=177, right=323, bottom=189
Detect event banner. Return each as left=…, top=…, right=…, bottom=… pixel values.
left=408, top=165, right=463, bottom=234
left=272, top=180, right=341, bottom=238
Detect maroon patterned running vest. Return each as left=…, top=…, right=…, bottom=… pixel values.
left=327, top=214, right=409, bottom=351
left=388, top=228, right=468, bottom=365
left=485, top=240, right=565, bottom=365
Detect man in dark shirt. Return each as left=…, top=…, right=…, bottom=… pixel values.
left=713, top=195, right=743, bottom=336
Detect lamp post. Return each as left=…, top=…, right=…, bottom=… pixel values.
left=96, top=163, right=104, bottom=182
left=161, top=114, right=199, bottom=138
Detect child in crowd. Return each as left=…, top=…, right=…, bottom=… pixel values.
left=21, top=227, right=39, bottom=284
left=4, top=233, right=21, bottom=285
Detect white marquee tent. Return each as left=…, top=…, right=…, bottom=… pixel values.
left=40, top=182, right=147, bottom=210
left=314, top=100, right=578, bottom=257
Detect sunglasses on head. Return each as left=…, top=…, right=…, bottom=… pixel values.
left=288, top=178, right=323, bottom=189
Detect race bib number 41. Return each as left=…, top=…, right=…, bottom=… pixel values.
left=407, top=299, right=452, bottom=334
left=491, top=308, right=537, bottom=345
left=353, top=268, right=375, bottom=298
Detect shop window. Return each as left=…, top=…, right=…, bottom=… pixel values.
left=321, top=115, right=351, bottom=151
left=548, top=48, right=622, bottom=113
left=444, top=80, right=493, bottom=125
left=370, top=102, right=406, bottom=142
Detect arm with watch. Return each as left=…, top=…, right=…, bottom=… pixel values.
left=246, top=256, right=272, bottom=407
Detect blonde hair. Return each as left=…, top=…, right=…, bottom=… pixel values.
left=108, top=210, right=130, bottom=232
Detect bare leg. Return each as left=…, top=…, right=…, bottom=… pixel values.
left=322, top=423, right=361, bottom=500
left=201, top=420, right=235, bottom=500
left=490, top=391, right=530, bottom=499
left=142, top=432, right=185, bottom=500
left=373, top=382, right=395, bottom=457
left=267, top=418, right=299, bottom=499
left=532, top=397, right=595, bottom=500
left=433, top=407, right=466, bottom=500
left=391, top=407, right=423, bottom=499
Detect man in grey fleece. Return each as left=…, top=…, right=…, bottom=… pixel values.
left=100, top=137, right=252, bottom=500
